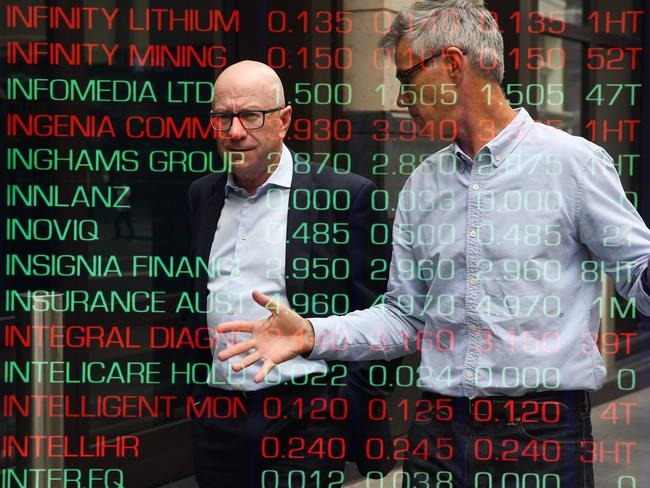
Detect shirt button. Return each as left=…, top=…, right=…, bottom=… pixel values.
left=241, top=234, right=247, bottom=240
left=464, top=369, right=474, bottom=379
left=469, top=230, right=477, bottom=238
left=495, top=155, right=502, bottom=161
left=468, top=323, right=477, bottom=332
left=472, top=184, right=480, bottom=191
left=248, top=198, right=255, bottom=204
left=469, top=276, right=478, bottom=285
left=229, top=309, right=235, bottom=315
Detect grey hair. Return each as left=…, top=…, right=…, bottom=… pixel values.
left=379, top=0, right=504, bottom=83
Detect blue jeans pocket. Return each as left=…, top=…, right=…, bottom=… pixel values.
left=512, top=400, right=591, bottom=445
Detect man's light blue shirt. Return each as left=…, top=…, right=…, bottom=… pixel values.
left=310, top=108, right=650, bottom=398
left=207, top=144, right=327, bottom=390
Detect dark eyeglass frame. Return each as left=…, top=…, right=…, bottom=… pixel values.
left=208, top=106, right=285, bottom=131
left=396, top=48, right=467, bottom=84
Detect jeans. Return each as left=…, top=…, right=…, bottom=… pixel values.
left=402, top=390, right=594, bottom=488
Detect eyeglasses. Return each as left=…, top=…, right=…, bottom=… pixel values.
left=396, top=48, right=467, bottom=84
left=208, top=107, right=285, bottom=131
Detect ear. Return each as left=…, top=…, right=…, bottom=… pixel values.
left=278, top=105, right=293, bottom=139
left=444, top=47, right=464, bottom=77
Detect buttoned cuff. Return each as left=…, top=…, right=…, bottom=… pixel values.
left=306, top=317, right=331, bottom=360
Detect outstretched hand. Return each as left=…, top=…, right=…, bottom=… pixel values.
left=217, top=290, right=315, bottom=382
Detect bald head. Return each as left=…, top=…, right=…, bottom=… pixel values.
left=210, top=61, right=292, bottom=195
left=213, top=60, right=285, bottom=109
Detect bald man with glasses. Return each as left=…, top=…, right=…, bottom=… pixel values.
left=187, top=60, right=398, bottom=487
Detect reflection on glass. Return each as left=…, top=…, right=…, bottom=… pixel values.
left=0, top=343, right=15, bottom=469
left=539, top=0, right=582, bottom=25
left=537, top=36, right=582, bottom=135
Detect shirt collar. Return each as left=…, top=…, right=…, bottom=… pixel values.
left=452, top=107, right=534, bottom=168
left=225, top=143, right=293, bottom=197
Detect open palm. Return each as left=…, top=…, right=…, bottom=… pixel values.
left=217, top=290, right=315, bottom=382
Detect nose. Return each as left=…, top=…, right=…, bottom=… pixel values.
left=227, top=116, right=247, bottom=140
left=396, top=86, right=412, bottom=108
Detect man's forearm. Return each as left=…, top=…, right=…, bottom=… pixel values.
left=307, top=302, right=424, bottom=362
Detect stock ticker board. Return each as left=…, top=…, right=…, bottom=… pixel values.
left=1, top=1, right=648, bottom=488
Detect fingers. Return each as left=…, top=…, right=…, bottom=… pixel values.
left=252, top=290, right=282, bottom=314
left=217, top=321, right=256, bottom=333
left=217, top=339, right=255, bottom=361
left=232, top=351, right=263, bottom=372
left=254, top=359, right=276, bottom=383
